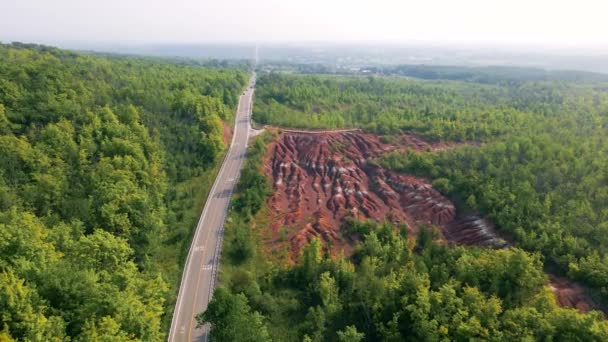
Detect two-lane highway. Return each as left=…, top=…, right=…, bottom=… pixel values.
left=169, top=74, right=255, bottom=342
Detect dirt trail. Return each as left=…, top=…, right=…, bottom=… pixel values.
left=263, top=129, right=602, bottom=314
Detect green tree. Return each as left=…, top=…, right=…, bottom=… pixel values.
left=196, top=287, right=271, bottom=342
left=337, top=325, right=364, bottom=341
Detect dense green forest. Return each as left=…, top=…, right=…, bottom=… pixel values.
left=261, top=62, right=608, bottom=84
left=201, top=135, right=608, bottom=341
left=253, top=73, right=608, bottom=140
left=0, top=43, right=247, bottom=340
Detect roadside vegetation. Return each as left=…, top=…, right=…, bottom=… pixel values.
left=0, top=43, right=246, bottom=340
left=197, top=133, right=274, bottom=341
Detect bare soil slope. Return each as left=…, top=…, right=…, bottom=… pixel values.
left=264, top=131, right=501, bottom=256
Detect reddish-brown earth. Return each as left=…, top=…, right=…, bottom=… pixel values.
left=548, top=275, right=603, bottom=314
left=265, top=130, right=486, bottom=256
left=443, top=216, right=508, bottom=248
left=262, top=129, right=602, bottom=314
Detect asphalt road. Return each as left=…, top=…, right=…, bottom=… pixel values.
left=168, top=74, right=255, bottom=342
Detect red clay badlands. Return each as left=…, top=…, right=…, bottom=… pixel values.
left=264, top=130, right=503, bottom=256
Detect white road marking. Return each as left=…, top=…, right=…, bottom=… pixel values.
left=201, top=264, right=213, bottom=271
left=194, top=246, right=205, bottom=252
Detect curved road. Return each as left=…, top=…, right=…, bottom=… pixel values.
left=168, top=74, right=255, bottom=342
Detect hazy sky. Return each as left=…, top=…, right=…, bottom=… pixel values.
left=1, top=0, right=607, bottom=48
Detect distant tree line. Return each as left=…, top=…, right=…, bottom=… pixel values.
left=371, top=64, right=608, bottom=84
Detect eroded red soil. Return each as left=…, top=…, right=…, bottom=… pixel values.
left=549, top=275, right=603, bottom=314
left=265, top=130, right=480, bottom=256
left=262, top=129, right=602, bottom=314
left=443, top=216, right=508, bottom=248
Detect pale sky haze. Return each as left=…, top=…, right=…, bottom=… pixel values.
left=1, top=0, right=607, bottom=49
